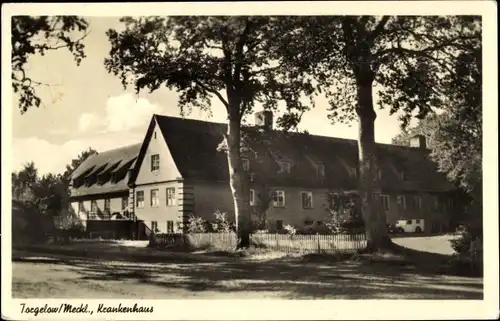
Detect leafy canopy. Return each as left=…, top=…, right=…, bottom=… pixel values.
left=11, top=16, right=89, bottom=113
left=105, top=16, right=315, bottom=129
left=392, top=47, right=482, bottom=201
left=279, top=16, right=481, bottom=127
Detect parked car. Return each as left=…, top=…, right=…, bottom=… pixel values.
left=395, top=219, right=425, bottom=233
left=387, top=223, right=397, bottom=233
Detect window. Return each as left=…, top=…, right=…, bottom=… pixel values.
left=136, top=191, right=145, bottom=208
left=397, top=195, right=407, bottom=210
left=372, top=193, right=380, bottom=201
left=317, top=164, right=325, bottom=178
left=279, top=161, right=291, bottom=174
left=380, top=195, right=390, bottom=211
left=301, top=191, right=313, bottom=209
left=111, top=173, right=117, bottom=183
left=316, top=221, right=323, bottom=225
left=166, top=188, right=176, bottom=206
left=242, top=158, right=250, bottom=171
left=349, top=167, right=357, bottom=179
left=433, top=196, right=439, bottom=210
left=104, top=199, right=111, bottom=213
left=272, top=190, right=285, bottom=207
left=304, top=219, right=314, bottom=225
left=78, top=201, right=84, bottom=213
left=413, top=196, right=422, bottom=210
left=151, top=189, right=160, bottom=207
left=151, top=221, right=158, bottom=233
left=166, top=221, right=174, bottom=234
left=122, top=197, right=128, bottom=210
left=416, top=219, right=421, bottom=224
left=249, top=189, right=255, bottom=206
left=377, top=170, right=382, bottom=180
left=276, top=220, right=284, bottom=230
left=406, top=219, right=412, bottom=224
left=90, top=200, right=98, bottom=214
left=151, top=154, right=160, bottom=172
left=400, top=171, right=407, bottom=181
left=153, top=132, right=157, bottom=139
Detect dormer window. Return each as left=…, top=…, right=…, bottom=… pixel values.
left=242, top=158, right=250, bottom=171
left=349, top=167, right=357, bottom=179
left=110, top=173, right=117, bottom=183
left=400, top=171, right=407, bottom=181
left=317, top=164, right=325, bottom=178
left=279, top=161, right=291, bottom=174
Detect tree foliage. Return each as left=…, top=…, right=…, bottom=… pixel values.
left=11, top=16, right=89, bottom=113
left=392, top=47, right=482, bottom=202
left=12, top=147, right=97, bottom=219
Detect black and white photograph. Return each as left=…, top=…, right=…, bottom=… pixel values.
left=2, top=2, right=498, bottom=320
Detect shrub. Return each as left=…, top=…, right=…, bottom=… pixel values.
left=186, top=215, right=209, bottom=233
left=283, top=224, right=297, bottom=235
left=211, top=210, right=235, bottom=232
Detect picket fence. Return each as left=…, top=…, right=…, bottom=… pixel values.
left=152, top=232, right=367, bottom=253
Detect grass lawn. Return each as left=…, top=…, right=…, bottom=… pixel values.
left=12, top=248, right=482, bottom=299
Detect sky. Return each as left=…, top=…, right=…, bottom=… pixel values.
left=12, top=16, right=412, bottom=176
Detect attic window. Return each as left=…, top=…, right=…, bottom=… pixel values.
left=317, top=164, right=325, bottom=178
left=110, top=173, right=117, bottom=183
left=279, top=161, right=291, bottom=174
left=151, top=154, right=160, bottom=172
left=154, top=132, right=157, bottom=139
left=242, top=158, right=250, bottom=171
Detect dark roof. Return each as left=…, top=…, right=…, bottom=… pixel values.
left=70, top=143, right=141, bottom=197
left=154, top=115, right=456, bottom=192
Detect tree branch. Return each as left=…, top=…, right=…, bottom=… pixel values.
left=233, top=18, right=252, bottom=87
left=366, top=16, right=390, bottom=43
left=194, top=80, right=229, bottom=109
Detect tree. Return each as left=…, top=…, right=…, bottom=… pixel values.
left=11, top=16, right=89, bottom=113
left=393, top=47, right=482, bottom=203
left=280, top=16, right=481, bottom=251
left=12, top=162, right=38, bottom=201
left=62, top=147, right=98, bottom=182
left=104, top=17, right=315, bottom=248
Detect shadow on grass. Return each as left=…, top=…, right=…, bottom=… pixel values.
left=13, top=249, right=483, bottom=299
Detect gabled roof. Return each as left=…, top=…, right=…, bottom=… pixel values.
left=70, top=143, right=142, bottom=197
left=152, top=114, right=456, bottom=192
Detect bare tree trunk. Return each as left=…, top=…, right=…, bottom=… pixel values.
left=226, top=117, right=251, bottom=248
left=356, top=82, right=391, bottom=252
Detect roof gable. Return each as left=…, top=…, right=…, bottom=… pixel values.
left=70, top=143, right=141, bottom=197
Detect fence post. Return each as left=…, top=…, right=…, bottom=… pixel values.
left=317, top=233, right=321, bottom=254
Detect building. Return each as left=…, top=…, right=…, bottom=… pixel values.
left=69, top=112, right=458, bottom=237
left=68, top=143, right=142, bottom=238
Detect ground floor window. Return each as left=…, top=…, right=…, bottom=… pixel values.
left=90, top=200, right=98, bottom=213
left=122, top=197, right=128, bottom=210
left=276, top=220, right=284, bottom=231
left=166, top=220, right=174, bottom=233
left=104, top=199, right=111, bottom=214
left=151, top=221, right=158, bottom=233
left=78, top=201, right=84, bottom=213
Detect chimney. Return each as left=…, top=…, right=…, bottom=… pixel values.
left=409, top=134, right=427, bottom=149
left=254, top=110, right=273, bottom=130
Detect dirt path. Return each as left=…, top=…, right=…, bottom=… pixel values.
left=12, top=251, right=482, bottom=300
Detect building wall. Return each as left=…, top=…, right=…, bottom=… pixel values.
left=134, top=120, right=182, bottom=185
left=69, top=193, right=129, bottom=225
left=134, top=181, right=184, bottom=233
left=380, top=192, right=453, bottom=232
left=192, top=181, right=235, bottom=220
left=189, top=180, right=454, bottom=233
